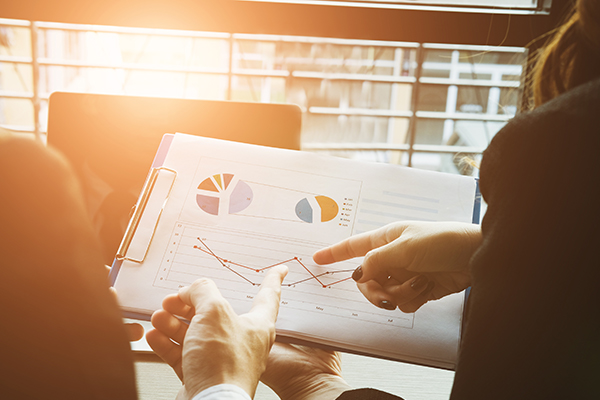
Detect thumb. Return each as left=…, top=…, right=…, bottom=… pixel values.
left=178, top=278, right=224, bottom=314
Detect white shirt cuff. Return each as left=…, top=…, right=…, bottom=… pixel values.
left=191, top=384, right=252, bottom=400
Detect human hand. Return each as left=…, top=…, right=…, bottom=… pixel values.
left=313, top=221, right=481, bottom=313
left=106, top=265, right=144, bottom=341
left=148, top=280, right=350, bottom=400
left=146, top=265, right=288, bottom=399
left=261, top=343, right=351, bottom=400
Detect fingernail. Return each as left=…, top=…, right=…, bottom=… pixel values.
left=410, top=275, right=429, bottom=290
left=380, top=300, right=396, bottom=310
left=352, top=265, right=363, bottom=281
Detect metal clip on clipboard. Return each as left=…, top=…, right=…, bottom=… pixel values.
left=116, top=166, right=177, bottom=263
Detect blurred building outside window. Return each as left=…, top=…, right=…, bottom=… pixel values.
left=0, top=18, right=527, bottom=177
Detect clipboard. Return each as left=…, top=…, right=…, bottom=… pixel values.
left=110, top=132, right=481, bottom=368
left=109, top=134, right=177, bottom=321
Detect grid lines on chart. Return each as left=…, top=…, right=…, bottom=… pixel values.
left=153, top=222, right=415, bottom=328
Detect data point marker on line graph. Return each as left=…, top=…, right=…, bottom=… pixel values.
left=154, top=222, right=416, bottom=329
left=194, top=237, right=353, bottom=288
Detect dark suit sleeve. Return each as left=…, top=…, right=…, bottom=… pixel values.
left=0, top=138, right=137, bottom=399
left=450, top=81, right=600, bottom=400
left=337, top=388, right=404, bottom=400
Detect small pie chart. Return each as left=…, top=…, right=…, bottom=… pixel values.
left=295, top=195, right=339, bottom=223
left=196, top=173, right=253, bottom=216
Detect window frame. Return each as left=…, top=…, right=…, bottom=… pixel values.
left=1, top=0, right=570, bottom=46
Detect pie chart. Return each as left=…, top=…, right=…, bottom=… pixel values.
left=295, top=195, right=339, bottom=223
left=196, top=173, right=253, bottom=216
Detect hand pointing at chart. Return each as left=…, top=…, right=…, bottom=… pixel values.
left=148, top=263, right=353, bottom=400
left=313, top=221, right=481, bottom=313
left=147, top=265, right=288, bottom=399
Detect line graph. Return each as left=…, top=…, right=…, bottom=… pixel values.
left=193, top=238, right=354, bottom=288
left=152, top=221, right=415, bottom=328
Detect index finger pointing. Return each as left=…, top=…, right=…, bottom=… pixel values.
left=248, top=265, right=288, bottom=322
left=313, top=234, right=371, bottom=265
left=313, top=224, right=399, bottom=265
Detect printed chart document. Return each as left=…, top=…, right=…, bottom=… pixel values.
left=111, top=133, right=479, bottom=369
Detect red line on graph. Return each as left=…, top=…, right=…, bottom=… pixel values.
left=257, top=259, right=297, bottom=272
left=193, top=237, right=354, bottom=288
left=194, top=239, right=256, bottom=285
left=327, top=276, right=354, bottom=286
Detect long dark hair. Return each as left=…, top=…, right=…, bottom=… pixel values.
left=531, top=0, right=600, bottom=107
